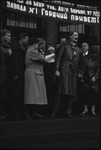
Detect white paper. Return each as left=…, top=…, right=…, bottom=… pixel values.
left=45, top=53, right=55, bottom=63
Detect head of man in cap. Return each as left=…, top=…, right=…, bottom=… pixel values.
left=47, top=44, right=55, bottom=54
left=60, top=38, right=66, bottom=44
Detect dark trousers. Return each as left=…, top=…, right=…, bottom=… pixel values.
left=52, top=93, right=73, bottom=114
left=8, top=78, right=24, bottom=118
left=24, top=104, right=47, bottom=116
left=0, top=80, right=11, bottom=116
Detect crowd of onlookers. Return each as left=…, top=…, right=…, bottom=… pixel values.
left=0, top=29, right=100, bottom=121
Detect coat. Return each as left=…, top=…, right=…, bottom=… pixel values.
left=0, top=39, right=12, bottom=100
left=80, top=46, right=100, bottom=93
left=55, top=41, right=80, bottom=97
left=0, top=39, right=11, bottom=85
left=10, top=39, right=27, bottom=102
left=24, top=46, right=48, bottom=105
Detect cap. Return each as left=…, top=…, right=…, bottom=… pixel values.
left=48, top=46, right=55, bottom=51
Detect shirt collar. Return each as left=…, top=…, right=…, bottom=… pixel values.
left=83, top=51, right=88, bottom=56
left=70, top=41, right=77, bottom=46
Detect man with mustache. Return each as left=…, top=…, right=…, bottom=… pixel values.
left=51, top=31, right=80, bottom=118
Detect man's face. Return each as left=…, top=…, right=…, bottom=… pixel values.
left=22, top=36, right=29, bottom=46
left=3, top=33, right=11, bottom=43
left=70, top=32, right=78, bottom=43
left=61, top=38, right=66, bottom=44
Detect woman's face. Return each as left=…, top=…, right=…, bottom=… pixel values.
left=35, top=43, right=38, bottom=50
left=81, top=43, right=89, bottom=52
left=40, top=41, right=46, bottom=50
left=38, top=41, right=46, bottom=51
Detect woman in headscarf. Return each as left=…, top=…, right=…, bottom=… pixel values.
left=79, top=44, right=100, bottom=116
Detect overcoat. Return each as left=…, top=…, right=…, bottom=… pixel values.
left=24, top=46, right=48, bottom=105
left=80, top=46, right=100, bottom=93
left=0, top=39, right=12, bottom=100
left=55, top=41, right=80, bottom=97
left=11, top=39, right=27, bottom=104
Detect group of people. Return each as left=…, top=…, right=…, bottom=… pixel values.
left=0, top=29, right=100, bottom=121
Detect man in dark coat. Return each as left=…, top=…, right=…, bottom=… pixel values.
left=0, top=29, right=12, bottom=119
left=11, top=33, right=29, bottom=119
left=51, top=31, right=80, bottom=118
left=44, top=44, right=56, bottom=115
